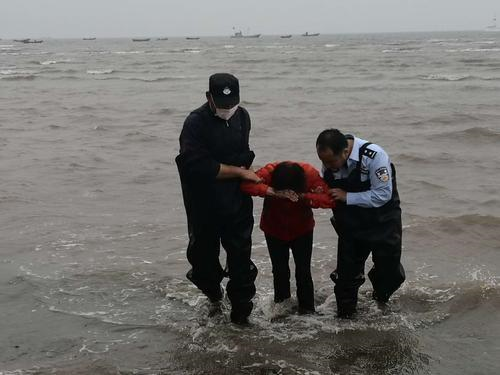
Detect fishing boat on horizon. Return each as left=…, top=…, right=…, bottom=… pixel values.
left=280, top=34, right=292, bottom=39
left=22, top=39, right=43, bottom=44
left=231, top=28, right=261, bottom=38
left=132, top=38, right=150, bottom=42
left=485, top=16, right=500, bottom=32
left=302, top=32, right=320, bottom=37
left=186, top=37, right=200, bottom=40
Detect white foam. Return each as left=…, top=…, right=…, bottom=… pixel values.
left=1, top=69, right=38, bottom=75
left=113, top=50, right=144, bottom=54
left=87, top=69, right=114, bottom=74
left=420, top=74, right=470, bottom=81
left=40, top=59, right=72, bottom=65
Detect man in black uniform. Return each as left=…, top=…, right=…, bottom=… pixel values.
left=175, top=73, right=261, bottom=325
left=316, top=129, right=405, bottom=318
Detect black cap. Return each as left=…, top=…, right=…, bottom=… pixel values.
left=209, top=73, right=240, bottom=108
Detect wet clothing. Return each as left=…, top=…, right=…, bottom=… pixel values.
left=175, top=102, right=257, bottom=318
left=241, top=162, right=334, bottom=311
left=241, top=162, right=334, bottom=241
left=265, top=232, right=314, bottom=311
left=322, top=136, right=405, bottom=317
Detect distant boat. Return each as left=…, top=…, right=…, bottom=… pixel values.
left=280, top=34, right=292, bottom=39
left=22, top=39, right=43, bottom=44
left=186, top=37, right=200, bottom=40
left=157, top=37, right=169, bottom=40
left=14, top=38, right=31, bottom=43
left=231, top=29, right=261, bottom=38
left=83, top=37, right=96, bottom=40
left=485, top=16, right=500, bottom=32
left=302, top=32, right=320, bottom=37
left=132, top=38, right=150, bottom=42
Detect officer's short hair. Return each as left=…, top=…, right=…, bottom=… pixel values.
left=271, top=162, right=306, bottom=193
left=316, top=129, right=348, bottom=156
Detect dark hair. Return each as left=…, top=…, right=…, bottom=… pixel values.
left=316, top=129, right=347, bottom=155
left=270, top=162, right=306, bottom=193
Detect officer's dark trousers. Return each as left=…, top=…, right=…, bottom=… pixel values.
left=333, top=231, right=405, bottom=316
left=185, top=207, right=257, bottom=318
left=265, top=231, right=315, bottom=311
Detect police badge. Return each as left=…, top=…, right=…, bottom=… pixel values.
left=375, top=166, right=390, bottom=182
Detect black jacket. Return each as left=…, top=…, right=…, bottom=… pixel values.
left=175, top=103, right=255, bottom=217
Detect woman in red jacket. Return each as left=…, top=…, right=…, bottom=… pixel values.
left=241, top=161, right=335, bottom=314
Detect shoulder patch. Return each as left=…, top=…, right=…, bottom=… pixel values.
left=375, top=166, right=390, bottom=182
left=363, top=148, right=377, bottom=159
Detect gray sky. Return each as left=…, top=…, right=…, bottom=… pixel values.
left=1, top=0, right=498, bottom=38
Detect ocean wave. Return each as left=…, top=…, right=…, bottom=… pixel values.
left=1, top=69, right=38, bottom=75
left=462, top=84, right=500, bottom=91
left=154, top=108, right=174, bottom=115
left=232, top=59, right=267, bottom=64
left=49, top=75, right=82, bottom=81
left=125, top=76, right=191, bottom=82
left=87, top=69, right=114, bottom=75
left=419, top=113, right=482, bottom=126
left=113, top=50, right=145, bottom=54
left=407, top=180, right=447, bottom=190
left=382, top=47, right=420, bottom=53
left=441, top=127, right=500, bottom=143
left=43, top=68, right=79, bottom=74
left=420, top=73, right=471, bottom=81
left=239, top=100, right=265, bottom=107
left=122, top=131, right=159, bottom=142
left=0, top=44, right=16, bottom=50
left=447, top=48, right=500, bottom=53
left=39, top=58, right=73, bottom=65
left=401, top=271, right=499, bottom=315
left=472, top=40, right=496, bottom=45
left=0, top=69, right=38, bottom=80
left=395, top=152, right=454, bottom=164
left=415, top=214, right=500, bottom=237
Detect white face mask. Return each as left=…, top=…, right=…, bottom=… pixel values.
left=215, top=104, right=239, bottom=120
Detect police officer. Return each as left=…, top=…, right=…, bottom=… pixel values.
left=175, top=73, right=261, bottom=325
left=316, top=129, right=405, bottom=318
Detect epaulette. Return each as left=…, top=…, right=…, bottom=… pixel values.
left=362, top=148, right=377, bottom=159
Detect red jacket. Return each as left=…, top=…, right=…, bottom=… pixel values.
left=241, top=162, right=335, bottom=241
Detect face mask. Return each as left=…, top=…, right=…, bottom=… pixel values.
left=215, top=105, right=238, bottom=120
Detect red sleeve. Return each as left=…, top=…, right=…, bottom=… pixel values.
left=301, top=163, right=336, bottom=209
left=240, top=162, right=278, bottom=197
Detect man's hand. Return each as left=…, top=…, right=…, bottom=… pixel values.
left=239, top=168, right=262, bottom=183
left=329, top=188, right=347, bottom=202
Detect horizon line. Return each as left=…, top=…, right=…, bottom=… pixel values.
left=0, top=29, right=493, bottom=40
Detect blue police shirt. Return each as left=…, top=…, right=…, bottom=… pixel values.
left=321, top=136, right=393, bottom=208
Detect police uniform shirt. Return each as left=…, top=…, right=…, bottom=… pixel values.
left=321, top=136, right=393, bottom=208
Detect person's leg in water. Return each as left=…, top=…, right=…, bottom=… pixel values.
left=332, top=236, right=370, bottom=318
left=186, top=217, right=224, bottom=303
left=220, top=207, right=257, bottom=325
left=290, top=231, right=315, bottom=314
left=265, top=234, right=292, bottom=304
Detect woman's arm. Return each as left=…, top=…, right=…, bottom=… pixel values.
left=240, top=162, right=278, bottom=197
left=302, top=164, right=336, bottom=209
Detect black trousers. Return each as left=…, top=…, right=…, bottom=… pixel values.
left=185, top=202, right=257, bottom=318
left=332, top=226, right=405, bottom=316
left=265, top=231, right=315, bottom=311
